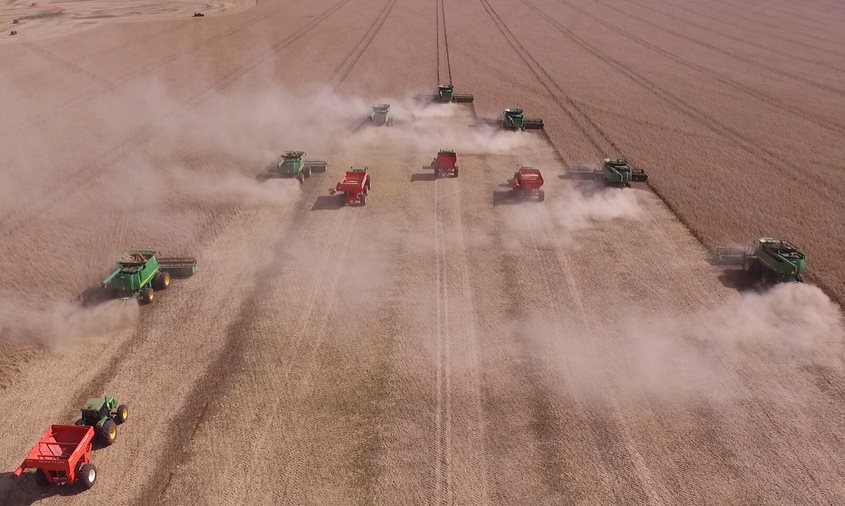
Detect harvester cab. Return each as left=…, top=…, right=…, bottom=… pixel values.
left=602, top=158, right=648, bottom=187
left=275, top=151, right=328, bottom=182
left=432, top=149, right=459, bottom=177
left=77, top=396, right=128, bottom=446
left=502, top=108, right=544, bottom=130
left=416, top=84, right=474, bottom=103
left=370, top=104, right=393, bottom=126
left=102, top=248, right=196, bottom=304
left=714, top=237, right=807, bottom=283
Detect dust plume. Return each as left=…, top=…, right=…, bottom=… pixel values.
left=0, top=294, right=140, bottom=350
left=531, top=282, right=844, bottom=403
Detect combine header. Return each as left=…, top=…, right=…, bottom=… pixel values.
left=511, top=165, right=545, bottom=201
left=13, top=425, right=98, bottom=490
left=417, top=84, right=474, bottom=104
left=501, top=108, right=544, bottom=130
left=369, top=104, right=394, bottom=126
left=714, top=237, right=807, bottom=283
left=272, top=151, right=328, bottom=183
left=431, top=149, right=459, bottom=177
left=330, top=167, right=371, bottom=205
left=570, top=158, right=647, bottom=187
left=102, top=249, right=196, bottom=304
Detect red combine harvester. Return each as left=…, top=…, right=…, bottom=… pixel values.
left=13, top=425, right=98, bottom=490
left=330, top=167, right=371, bottom=205
left=511, top=166, right=545, bottom=201
left=431, top=149, right=459, bottom=178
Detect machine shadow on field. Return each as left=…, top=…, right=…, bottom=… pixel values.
left=410, top=169, right=437, bottom=182
left=311, top=195, right=344, bottom=211
left=0, top=472, right=86, bottom=505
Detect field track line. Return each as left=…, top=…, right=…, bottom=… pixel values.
left=0, top=0, right=356, bottom=240
left=21, top=42, right=116, bottom=89
left=331, top=0, right=399, bottom=89
left=517, top=0, right=843, bottom=205
left=583, top=0, right=845, bottom=99
left=711, top=0, right=845, bottom=39
left=435, top=0, right=454, bottom=84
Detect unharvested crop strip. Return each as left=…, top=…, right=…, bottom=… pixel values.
left=332, top=0, right=399, bottom=89
left=522, top=0, right=842, bottom=204
left=435, top=0, right=454, bottom=84
left=0, top=0, right=355, bottom=240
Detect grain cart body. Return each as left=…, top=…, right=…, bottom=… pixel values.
left=275, top=151, right=328, bottom=182
left=512, top=166, right=545, bottom=201
left=13, top=425, right=98, bottom=489
left=370, top=104, right=393, bottom=126
left=330, top=167, right=371, bottom=205
left=432, top=149, right=459, bottom=177
left=714, top=237, right=807, bottom=282
left=502, top=108, right=544, bottom=130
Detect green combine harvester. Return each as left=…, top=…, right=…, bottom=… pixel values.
left=102, top=249, right=196, bottom=304
left=369, top=104, right=394, bottom=126
left=601, top=158, right=648, bottom=186
left=75, top=396, right=129, bottom=445
left=714, top=237, right=807, bottom=283
left=273, top=151, right=328, bottom=183
left=501, top=108, right=544, bottom=130
left=416, top=84, right=474, bottom=103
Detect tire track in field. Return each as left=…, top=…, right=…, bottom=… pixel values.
left=435, top=0, right=453, bottom=84
left=711, top=0, right=843, bottom=40
left=0, top=0, right=354, bottom=241
left=585, top=0, right=845, bottom=98
left=477, top=0, right=616, bottom=158
left=652, top=0, right=845, bottom=61
left=556, top=0, right=845, bottom=134
left=331, top=0, right=399, bottom=89
left=624, top=0, right=845, bottom=74
left=519, top=0, right=843, bottom=207
left=21, top=41, right=116, bottom=89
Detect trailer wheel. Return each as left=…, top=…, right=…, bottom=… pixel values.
left=453, top=166, right=459, bottom=177
left=366, top=177, right=372, bottom=190
left=153, top=271, right=170, bottom=290
left=78, top=463, right=97, bottom=489
left=360, top=194, right=367, bottom=205
left=116, top=404, right=129, bottom=424
left=99, top=419, right=117, bottom=445
left=297, top=172, right=304, bottom=183
left=538, top=190, right=545, bottom=202
left=35, top=468, right=49, bottom=487
left=141, top=286, right=154, bottom=304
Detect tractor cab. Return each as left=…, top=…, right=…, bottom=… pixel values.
left=503, top=108, right=525, bottom=129
left=80, top=398, right=111, bottom=425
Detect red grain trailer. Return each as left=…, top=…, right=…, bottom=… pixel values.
left=330, top=167, right=371, bottom=205
left=13, top=424, right=98, bottom=489
left=431, top=149, right=459, bottom=177
left=512, top=166, right=545, bottom=201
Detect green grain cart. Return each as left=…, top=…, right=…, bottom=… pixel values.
left=102, top=249, right=196, bottom=304
left=714, top=237, right=807, bottom=283
left=501, top=108, right=544, bottom=130
left=369, top=104, right=394, bottom=126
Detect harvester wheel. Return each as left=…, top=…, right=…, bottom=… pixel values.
left=78, top=463, right=97, bottom=489
left=153, top=271, right=170, bottom=290
left=304, top=166, right=312, bottom=178
left=743, top=258, right=755, bottom=274
left=99, top=419, right=117, bottom=445
left=35, top=468, right=49, bottom=487
left=141, top=286, right=154, bottom=304
left=297, top=173, right=304, bottom=183
left=116, top=404, right=129, bottom=424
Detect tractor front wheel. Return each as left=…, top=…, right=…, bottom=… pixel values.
left=116, top=404, right=129, bottom=424
left=153, top=271, right=170, bottom=290
left=141, top=286, right=155, bottom=304
left=35, top=468, right=49, bottom=487
left=99, top=419, right=117, bottom=445
left=78, top=463, right=97, bottom=489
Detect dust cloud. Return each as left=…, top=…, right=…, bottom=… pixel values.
left=532, top=282, right=844, bottom=403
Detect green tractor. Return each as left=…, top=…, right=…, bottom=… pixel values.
left=102, top=249, right=197, bottom=304
left=501, top=108, right=544, bottom=130
left=601, top=158, right=648, bottom=187
left=273, top=151, right=328, bottom=183
left=75, top=396, right=128, bottom=446
left=715, top=237, right=807, bottom=283
left=416, top=84, right=474, bottom=103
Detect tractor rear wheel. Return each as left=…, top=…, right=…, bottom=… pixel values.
left=35, top=468, right=49, bottom=487
left=153, top=271, right=170, bottom=290
left=78, top=463, right=97, bottom=489
left=141, top=286, right=154, bottom=304
left=116, top=404, right=129, bottom=424
left=99, top=419, right=117, bottom=445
